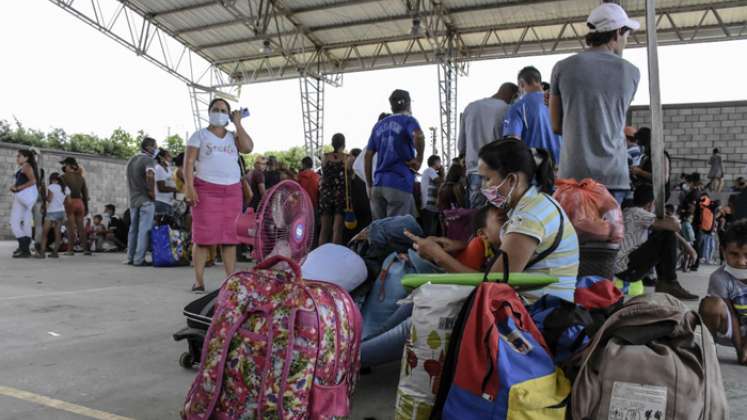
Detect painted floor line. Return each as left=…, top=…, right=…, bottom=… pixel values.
left=0, top=286, right=126, bottom=302
left=0, top=386, right=134, bottom=420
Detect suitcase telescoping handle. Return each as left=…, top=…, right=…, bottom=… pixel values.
left=255, top=255, right=302, bottom=281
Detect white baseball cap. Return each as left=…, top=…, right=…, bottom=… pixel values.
left=587, top=3, right=640, bottom=33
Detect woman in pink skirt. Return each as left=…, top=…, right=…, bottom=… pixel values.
left=184, top=98, right=254, bottom=292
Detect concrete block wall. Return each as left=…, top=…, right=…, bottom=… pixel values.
left=1, top=142, right=128, bottom=239
left=629, top=101, right=747, bottom=186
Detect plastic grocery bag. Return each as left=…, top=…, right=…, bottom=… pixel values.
left=394, top=283, right=474, bottom=420
left=553, top=178, right=624, bottom=243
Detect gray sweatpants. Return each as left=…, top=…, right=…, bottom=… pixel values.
left=370, top=186, right=415, bottom=220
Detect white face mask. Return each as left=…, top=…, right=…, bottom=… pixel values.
left=725, top=264, right=747, bottom=280
left=209, top=112, right=230, bottom=127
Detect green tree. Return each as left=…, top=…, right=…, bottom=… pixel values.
left=107, top=128, right=138, bottom=158
left=46, top=128, right=68, bottom=150
left=69, top=133, right=103, bottom=154
left=8, top=118, right=46, bottom=147
left=164, top=134, right=185, bottom=156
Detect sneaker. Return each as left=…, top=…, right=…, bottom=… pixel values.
left=191, top=284, right=206, bottom=294
left=49, top=252, right=59, bottom=258
left=65, top=251, right=75, bottom=256
left=655, top=281, right=698, bottom=301
left=122, top=259, right=133, bottom=265
left=12, top=251, right=31, bottom=259
left=33, top=252, right=45, bottom=259
left=84, top=251, right=93, bottom=256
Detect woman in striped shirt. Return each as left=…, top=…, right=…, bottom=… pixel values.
left=408, top=139, right=579, bottom=302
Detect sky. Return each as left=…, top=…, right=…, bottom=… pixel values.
left=2, top=1, right=747, bottom=154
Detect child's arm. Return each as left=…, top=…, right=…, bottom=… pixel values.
left=404, top=230, right=478, bottom=274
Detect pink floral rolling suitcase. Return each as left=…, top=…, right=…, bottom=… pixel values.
left=182, top=255, right=362, bottom=419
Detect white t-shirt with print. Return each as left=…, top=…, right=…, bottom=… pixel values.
left=187, top=128, right=241, bottom=185
left=155, top=165, right=176, bottom=205
left=614, top=206, right=657, bottom=274
left=47, top=183, right=66, bottom=213
left=420, top=167, right=440, bottom=212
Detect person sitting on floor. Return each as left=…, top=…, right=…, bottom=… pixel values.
left=614, top=185, right=698, bottom=300
left=699, top=220, right=747, bottom=364
left=406, top=139, right=579, bottom=302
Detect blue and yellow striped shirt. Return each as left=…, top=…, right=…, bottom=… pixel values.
left=501, top=186, right=580, bottom=302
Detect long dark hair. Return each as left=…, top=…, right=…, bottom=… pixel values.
left=478, top=139, right=554, bottom=194
left=155, top=148, right=170, bottom=167
left=445, top=163, right=464, bottom=184
left=49, top=172, right=66, bottom=194
left=18, top=149, right=40, bottom=187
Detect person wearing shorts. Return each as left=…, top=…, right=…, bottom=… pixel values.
left=36, top=172, right=67, bottom=258
left=60, top=157, right=91, bottom=255
left=185, top=98, right=254, bottom=293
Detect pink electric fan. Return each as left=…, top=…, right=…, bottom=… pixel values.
left=236, top=179, right=315, bottom=261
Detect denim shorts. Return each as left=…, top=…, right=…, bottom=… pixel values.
left=46, top=211, right=65, bottom=222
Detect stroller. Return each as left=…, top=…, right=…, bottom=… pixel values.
left=173, top=180, right=316, bottom=368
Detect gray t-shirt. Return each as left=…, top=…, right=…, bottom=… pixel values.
left=126, top=153, right=156, bottom=208
left=458, top=97, right=509, bottom=175
left=551, top=50, right=640, bottom=190
left=708, top=266, right=747, bottom=331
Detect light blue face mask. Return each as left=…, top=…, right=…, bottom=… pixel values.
left=208, top=111, right=230, bottom=127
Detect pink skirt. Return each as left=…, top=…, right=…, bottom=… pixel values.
left=192, top=178, right=242, bottom=245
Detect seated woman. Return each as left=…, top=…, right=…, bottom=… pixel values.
left=407, top=139, right=579, bottom=302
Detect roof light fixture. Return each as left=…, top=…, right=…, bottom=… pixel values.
left=259, top=39, right=272, bottom=55
left=410, top=17, right=423, bottom=37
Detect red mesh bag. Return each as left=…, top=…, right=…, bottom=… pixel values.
left=553, top=179, right=624, bottom=243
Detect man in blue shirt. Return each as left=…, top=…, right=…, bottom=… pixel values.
left=503, top=66, right=562, bottom=167
left=365, top=89, right=425, bottom=220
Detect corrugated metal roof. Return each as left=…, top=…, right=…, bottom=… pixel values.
left=121, top=0, right=747, bottom=85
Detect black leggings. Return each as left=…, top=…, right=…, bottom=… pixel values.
left=616, top=230, right=678, bottom=284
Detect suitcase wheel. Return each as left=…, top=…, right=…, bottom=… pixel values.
left=179, top=351, right=195, bottom=369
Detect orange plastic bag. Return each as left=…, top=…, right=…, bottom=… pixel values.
left=553, top=179, right=624, bottom=243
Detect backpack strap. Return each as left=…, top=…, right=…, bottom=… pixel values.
left=481, top=194, right=564, bottom=283
left=696, top=312, right=711, bottom=420
left=526, top=195, right=565, bottom=268
left=482, top=250, right=509, bottom=283
left=430, top=287, right=478, bottom=420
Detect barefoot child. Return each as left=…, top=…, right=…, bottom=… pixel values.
left=699, top=220, right=747, bottom=364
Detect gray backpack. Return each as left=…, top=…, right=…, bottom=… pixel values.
left=572, top=293, right=728, bottom=420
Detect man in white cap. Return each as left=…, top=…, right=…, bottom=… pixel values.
left=549, top=2, right=641, bottom=203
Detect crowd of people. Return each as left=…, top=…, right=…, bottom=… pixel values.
left=7, top=1, right=747, bottom=363
left=9, top=151, right=126, bottom=258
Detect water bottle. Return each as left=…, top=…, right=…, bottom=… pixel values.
left=240, top=107, right=250, bottom=118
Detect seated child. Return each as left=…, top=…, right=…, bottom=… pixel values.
left=699, top=220, right=747, bottom=364
left=92, top=214, right=118, bottom=252
left=405, top=205, right=505, bottom=273
left=454, top=206, right=503, bottom=271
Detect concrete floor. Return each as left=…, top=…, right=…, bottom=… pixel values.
left=0, top=241, right=745, bottom=419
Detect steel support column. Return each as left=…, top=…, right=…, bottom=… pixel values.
left=437, top=35, right=461, bottom=166
left=300, top=75, right=325, bottom=167
left=646, top=0, right=666, bottom=217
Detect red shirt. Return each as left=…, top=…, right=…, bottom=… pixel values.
left=456, top=237, right=488, bottom=271
left=297, top=169, right=320, bottom=208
